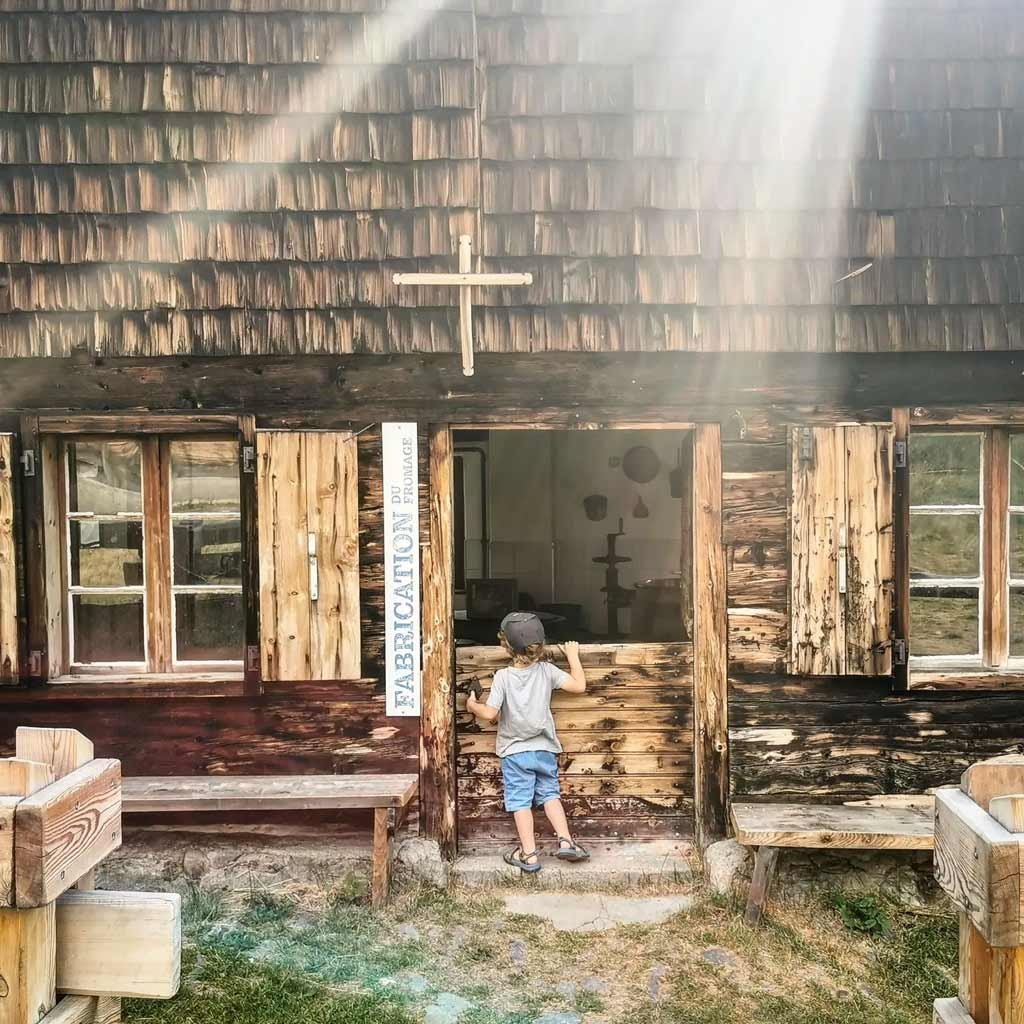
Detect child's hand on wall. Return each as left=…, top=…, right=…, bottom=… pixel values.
left=559, top=640, right=587, bottom=693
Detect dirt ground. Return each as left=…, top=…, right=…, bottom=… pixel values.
left=122, top=866, right=957, bottom=1024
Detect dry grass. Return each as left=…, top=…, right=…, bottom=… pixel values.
left=124, top=871, right=957, bottom=1024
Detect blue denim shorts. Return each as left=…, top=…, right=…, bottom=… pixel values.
left=500, top=750, right=561, bottom=812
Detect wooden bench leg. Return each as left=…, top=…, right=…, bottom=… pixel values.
left=371, top=807, right=396, bottom=908
left=744, top=846, right=779, bottom=926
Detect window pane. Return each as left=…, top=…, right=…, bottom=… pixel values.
left=69, top=520, right=144, bottom=588
left=910, top=433, right=981, bottom=506
left=170, top=441, right=239, bottom=513
left=68, top=441, right=142, bottom=515
left=1011, top=589, right=1024, bottom=658
left=172, top=518, right=242, bottom=586
left=910, top=513, right=980, bottom=580
left=1011, top=436, right=1024, bottom=506
left=910, top=590, right=979, bottom=657
left=72, top=594, right=145, bottom=663
left=1011, top=513, right=1024, bottom=579
left=175, top=592, right=242, bottom=662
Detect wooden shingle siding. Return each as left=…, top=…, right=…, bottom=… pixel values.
left=3, top=0, right=1024, bottom=356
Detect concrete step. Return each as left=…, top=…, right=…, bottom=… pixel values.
left=454, top=840, right=694, bottom=888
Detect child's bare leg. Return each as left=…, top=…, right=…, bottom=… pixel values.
left=513, top=808, right=539, bottom=861
left=541, top=798, right=573, bottom=841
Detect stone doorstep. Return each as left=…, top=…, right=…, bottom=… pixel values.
left=454, top=839, right=696, bottom=888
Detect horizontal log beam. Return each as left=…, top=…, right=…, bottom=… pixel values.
left=14, top=759, right=122, bottom=908
left=3, top=352, right=1024, bottom=423
left=56, top=891, right=181, bottom=1000
left=38, top=997, right=118, bottom=1024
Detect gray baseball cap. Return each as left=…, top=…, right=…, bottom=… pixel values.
left=500, top=611, right=546, bottom=652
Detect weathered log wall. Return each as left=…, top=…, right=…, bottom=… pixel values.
left=455, top=644, right=693, bottom=842
left=4, top=1, right=1024, bottom=356
left=0, top=679, right=419, bottom=776
left=731, top=675, right=1024, bottom=802
left=723, top=417, right=789, bottom=676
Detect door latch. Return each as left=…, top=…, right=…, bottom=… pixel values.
left=838, top=524, right=848, bottom=595
left=308, top=532, right=319, bottom=601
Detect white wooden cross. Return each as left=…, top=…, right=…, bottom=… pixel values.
left=392, top=235, right=533, bottom=376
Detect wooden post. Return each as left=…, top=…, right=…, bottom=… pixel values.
left=691, top=423, right=728, bottom=850
left=958, top=914, right=991, bottom=1023
left=238, top=415, right=262, bottom=696
left=985, top=429, right=1010, bottom=670
left=0, top=434, right=17, bottom=684
left=0, top=754, right=56, bottom=1024
left=420, top=425, right=456, bottom=859
left=15, top=729, right=120, bottom=1024
left=891, top=407, right=910, bottom=690
left=18, top=417, right=47, bottom=684
left=743, top=847, right=779, bottom=927
left=370, top=808, right=396, bottom=908
left=935, top=756, right=1024, bottom=1024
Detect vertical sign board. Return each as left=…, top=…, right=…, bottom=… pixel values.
left=383, top=423, right=421, bottom=716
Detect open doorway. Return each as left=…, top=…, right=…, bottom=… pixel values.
left=453, top=426, right=696, bottom=847
left=452, top=428, right=693, bottom=647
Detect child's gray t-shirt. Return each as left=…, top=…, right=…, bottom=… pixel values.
left=486, top=660, right=570, bottom=758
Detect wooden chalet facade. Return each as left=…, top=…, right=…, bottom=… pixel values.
left=2, top=0, right=1024, bottom=855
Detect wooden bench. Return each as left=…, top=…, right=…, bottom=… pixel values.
left=731, top=800, right=935, bottom=925
left=122, top=774, right=418, bottom=907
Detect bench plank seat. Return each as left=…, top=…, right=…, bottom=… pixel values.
left=122, top=774, right=418, bottom=906
left=732, top=801, right=934, bottom=852
left=732, top=800, right=935, bottom=926
left=122, top=775, right=418, bottom=813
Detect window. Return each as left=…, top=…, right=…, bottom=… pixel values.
left=909, top=429, right=1024, bottom=669
left=64, top=437, right=242, bottom=673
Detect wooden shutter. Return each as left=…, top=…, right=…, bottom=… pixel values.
left=0, top=435, right=17, bottom=682
left=257, top=431, right=360, bottom=681
left=790, top=424, right=894, bottom=676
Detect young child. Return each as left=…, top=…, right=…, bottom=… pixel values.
left=465, top=611, right=589, bottom=873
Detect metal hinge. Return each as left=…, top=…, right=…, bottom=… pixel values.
left=798, top=426, right=814, bottom=463
left=20, top=450, right=36, bottom=477
left=893, top=638, right=908, bottom=667
left=245, top=645, right=260, bottom=674
left=241, top=445, right=256, bottom=474
left=27, top=650, right=43, bottom=676
left=894, top=440, right=907, bottom=470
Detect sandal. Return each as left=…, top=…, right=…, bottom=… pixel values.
left=555, top=836, right=590, bottom=862
left=504, top=846, right=542, bottom=874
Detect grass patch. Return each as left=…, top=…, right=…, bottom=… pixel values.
left=830, top=892, right=893, bottom=937
left=241, top=891, right=295, bottom=928
left=182, top=884, right=226, bottom=934
left=124, top=947, right=414, bottom=1024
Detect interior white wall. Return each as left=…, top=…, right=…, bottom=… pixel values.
left=465, top=429, right=686, bottom=637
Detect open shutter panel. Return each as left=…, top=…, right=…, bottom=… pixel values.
left=844, top=425, right=895, bottom=675
left=790, top=424, right=894, bottom=676
left=0, top=435, right=17, bottom=682
left=256, top=431, right=360, bottom=682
